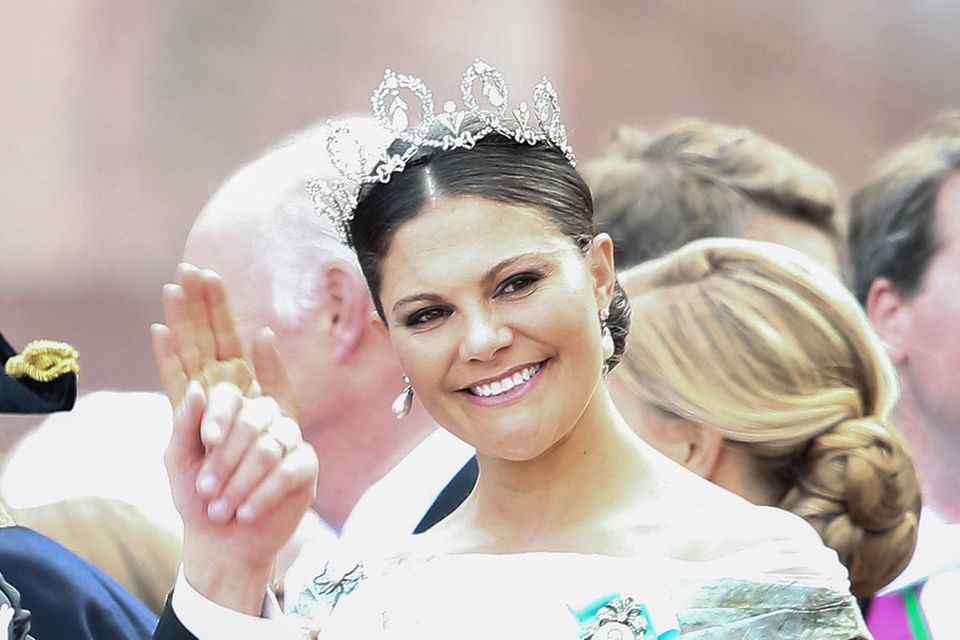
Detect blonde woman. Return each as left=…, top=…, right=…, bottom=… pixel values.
left=610, top=238, right=921, bottom=598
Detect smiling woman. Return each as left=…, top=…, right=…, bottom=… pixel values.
left=155, top=61, right=872, bottom=639
left=363, top=193, right=620, bottom=462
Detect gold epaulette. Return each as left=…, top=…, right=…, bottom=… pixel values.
left=4, top=339, right=80, bottom=382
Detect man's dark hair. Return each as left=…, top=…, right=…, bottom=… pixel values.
left=849, top=112, right=960, bottom=305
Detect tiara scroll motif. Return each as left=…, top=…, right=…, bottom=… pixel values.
left=308, top=58, right=577, bottom=246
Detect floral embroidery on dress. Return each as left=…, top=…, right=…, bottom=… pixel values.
left=291, top=561, right=366, bottom=621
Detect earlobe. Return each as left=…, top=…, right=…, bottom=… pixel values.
left=865, top=278, right=910, bottom=365
left=590, top=233, right=617, bottom=310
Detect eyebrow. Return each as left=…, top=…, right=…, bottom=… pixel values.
left=390, top=252, right=550, bottom=315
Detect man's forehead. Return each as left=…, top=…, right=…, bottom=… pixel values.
left=935, top=171, right=960, bottom=239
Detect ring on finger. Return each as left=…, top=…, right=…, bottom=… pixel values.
left=267, top=418, right=301, bottom=457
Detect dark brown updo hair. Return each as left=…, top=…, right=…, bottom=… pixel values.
left=349, top=118, right=631, bottom=371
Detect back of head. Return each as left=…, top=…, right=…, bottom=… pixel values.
left=183, top=118, right=380, bottom=332
left=848, top=111, right=960, bottom=305
left=583, top=119, right=840, bottom=269
left=617, top=238, right=920, bottom=596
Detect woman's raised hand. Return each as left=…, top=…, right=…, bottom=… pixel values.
left=152, top=264, right=315, bottom=612
left=168, top=381, right=318, bottom=613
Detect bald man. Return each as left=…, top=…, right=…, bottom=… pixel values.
left=175, top=122, right=445, bottom=533
left=1, top=120, right=472, bottom=604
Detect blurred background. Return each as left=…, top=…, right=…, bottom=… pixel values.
left=3, top=0, right=960, bottom=449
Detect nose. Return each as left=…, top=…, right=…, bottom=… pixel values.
left=458, top=308, right=512, bottom=362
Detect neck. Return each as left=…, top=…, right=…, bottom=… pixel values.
left=305, top=398, right=435, bottom=533
left=452, top=387, right=651, bottom=553
left=711, top=444, right=782, bottom=508
left=273, top=320, right=438, bottom=533
left=896, top=374, right=960, bottom=523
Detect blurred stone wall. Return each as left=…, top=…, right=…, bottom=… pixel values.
left=2, top=0, right=959, bottom=448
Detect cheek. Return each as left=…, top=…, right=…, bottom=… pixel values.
left=618, top=408, right=669, bottom=453
left=527, top=277, right=601, bottom=340
left=392, top=333, right=446, bottom=387
left=906, top=292, right=960, bottom=389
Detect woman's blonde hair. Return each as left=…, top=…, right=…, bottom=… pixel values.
left=617, top=238, right=920, bottom=596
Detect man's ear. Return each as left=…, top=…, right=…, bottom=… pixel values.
left=865, top=278, right=911, bottom=365
left=318, top=264, right=370, bottom=363
left=589, top=233, right=617, bottom=311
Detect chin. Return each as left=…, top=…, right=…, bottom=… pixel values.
left=488, top=446, right=547, bottom=463
left=477, top=427, right=564, bottom=463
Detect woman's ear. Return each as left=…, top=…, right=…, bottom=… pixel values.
left=651, top=417, right=723, bottom=479
left=589, top=233, right=617, bottom=311
left=680, top=424, right=724, bottom=480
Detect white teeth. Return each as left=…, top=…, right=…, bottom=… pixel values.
left=469, top=363, right=542, bottom=397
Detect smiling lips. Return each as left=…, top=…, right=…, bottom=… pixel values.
left=469, top=363, right=543, bottom=398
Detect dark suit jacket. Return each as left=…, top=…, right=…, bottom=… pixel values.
left=1, top=526, right=156, bottom=639
left=153, top=595, right=194, bottom=640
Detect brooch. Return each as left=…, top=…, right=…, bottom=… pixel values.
left=571, top=594, right=649, bottom=640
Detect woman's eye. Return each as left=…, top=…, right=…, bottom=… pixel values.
left=405, top=307, right=449, bottom=327
left=497, top=272, right=541, bottom=296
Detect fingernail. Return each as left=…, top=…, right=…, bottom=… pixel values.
left=196, top=470, right=218, bottom=495
left=236, top=504, right=256, bottom=523
left=207, top=498, right=231, bottom=521
left=201, top=421, right=222, bottom=445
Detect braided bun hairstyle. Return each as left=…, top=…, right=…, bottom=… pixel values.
left=782, top=417, right=919, bottom=596
left=615, top=238, right=920, bottom=596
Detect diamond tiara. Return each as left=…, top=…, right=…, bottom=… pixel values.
left=308, top=58, right=577, bottom=246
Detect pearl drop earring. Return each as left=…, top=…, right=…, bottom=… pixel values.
left=392, top=374, right=414, bottom=419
